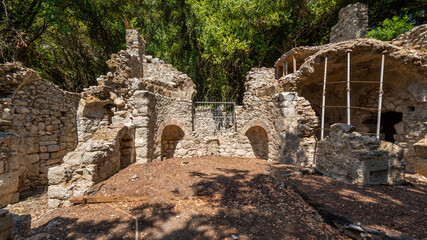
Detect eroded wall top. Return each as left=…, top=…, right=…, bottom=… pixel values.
left=330, top=2, right=368, bottom=43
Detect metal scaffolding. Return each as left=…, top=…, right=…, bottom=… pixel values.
left=320, top=51, right=386, bottom=140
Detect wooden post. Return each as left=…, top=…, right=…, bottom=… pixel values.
left=376, top=52, right=386, bottom=139
left=282, top=62, right=286, bottom=77
left=293, top=54, right=297, bottom=73
left=285, top=60, right=288, bottom=75
left=346, top=49, right=352, bottom=125
left=321, top=55, right=328, bottom=140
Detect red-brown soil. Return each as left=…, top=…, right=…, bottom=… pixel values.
left=270, top=164, right=427, bottom=239
left=5, top=156, right=426, bottom=239
left=7, top=156, right=344, bottom=240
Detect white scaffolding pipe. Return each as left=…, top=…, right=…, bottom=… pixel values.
left=376, top=52, right=386, bottom=139
left=321, top=55, right=328, bottom=140
left=346, top=50, right=352, bottom=125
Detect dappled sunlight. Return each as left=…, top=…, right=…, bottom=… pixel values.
left=337, top=189, right=379, bottom=204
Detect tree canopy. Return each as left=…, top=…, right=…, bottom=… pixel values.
left=1, top=0, right=426, bottom=102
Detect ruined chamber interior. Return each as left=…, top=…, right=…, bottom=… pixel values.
left=298, top=48, right=423, bottom=147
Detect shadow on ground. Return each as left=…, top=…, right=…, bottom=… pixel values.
left=269, top=164, right=427, bottom=239
left=29, top=165, right=340, bottom=240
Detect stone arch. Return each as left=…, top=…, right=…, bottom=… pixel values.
left=157, top=119, right=189, bottom=141
left=241, top=119, right=270, bottom=138
left=245, top=126, right=269, bottom=160
left=242, top=120, right=270, bottom=160
left=161, top=125, right=185, bottom=159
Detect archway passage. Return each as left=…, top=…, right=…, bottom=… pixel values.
left=245, top=126, right=268, bottom=160
left=161, top=125, right=185, bottom=159
left=381, top=111, right=402, bottom=143
left=120, top=134, right=133, bottom=169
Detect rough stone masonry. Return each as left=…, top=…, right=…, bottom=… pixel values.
left=0, top=3, right=425, bottom=209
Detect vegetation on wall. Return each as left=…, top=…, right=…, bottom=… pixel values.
left=1, top=0, right=426, bottom=101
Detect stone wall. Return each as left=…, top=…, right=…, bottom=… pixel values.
left=330, top=3, right=368, bottom=43
left=48, top=126, right=134, bottom=208
left=0, top=209, right=14, bottom=240
left=0, top=63, right=80, bottom=207
left=47, top=30, right=199, bottom=207
left=145, top=67, right=284, bottom=162
left=392, top=24, right=427, bottom=51
left=278, top=91, right=319, bottom=167
left=317, top=123, right=405, bottom=185
left=281, top=38, right=426, bottom=173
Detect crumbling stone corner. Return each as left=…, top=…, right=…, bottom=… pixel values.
left=317, top=123, right=405, bottom=185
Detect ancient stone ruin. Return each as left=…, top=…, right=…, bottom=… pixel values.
left=0, top=4, right=426, bottom=211
left=330, top=2, right=369, bottom=43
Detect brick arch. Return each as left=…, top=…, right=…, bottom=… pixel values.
left=157, top=119, right=189, bottom=142
left=240, top=119, right=270, bottom=140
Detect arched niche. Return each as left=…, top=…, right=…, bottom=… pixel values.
left=161, top=125, right=185, bottom=159
left=245, top=126, right=269, bottom=160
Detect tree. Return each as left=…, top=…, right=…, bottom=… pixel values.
left=366, top=15, right=415, bottom=41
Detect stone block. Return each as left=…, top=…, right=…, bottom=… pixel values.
left=39, top=153, right=50, bottom=160
left=0, top=210, right=14, bottom=238
left=28, top=163, right=40, bottom=177
left=39, top=141, right=57, bottom=146
left=16, top=107, right=30, bottom=114
left=63, top=151, right=84, bottom=165
left=133, top=116, right=149, bottom=127
left=47, top=185, right=72, bottom=199
left=47, top=198, right=61, bottom=209
left=0, top=172, right=19, bottom=197
left=48, top=165, right=71, bottom=185
left=13, top=214, right=31, bottom=237
left=46, top=144, right=60, bottom=152
left=39, top=145, right=47, bottom=153
left=26, top=154, right=40, bottom=164
left=0, top=192, right=19, bottom=208
left=135, top=147, right=147, bottom=159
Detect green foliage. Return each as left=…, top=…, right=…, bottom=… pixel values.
left=367, top=15, right=415, bottom=41
left=0, top=0, right=425, bottom=101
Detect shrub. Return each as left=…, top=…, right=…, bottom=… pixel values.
left=367, top=15, right=415, bottom=41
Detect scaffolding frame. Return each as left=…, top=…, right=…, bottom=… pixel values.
left=320, top=51, right=386, bottom=140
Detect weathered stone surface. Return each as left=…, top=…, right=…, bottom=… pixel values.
left=392, top=24, right=427, bottom=51
left=13, top=214, right=31, bottom=237
left=330, top=3, right=368, bottom=43
left=0, top=173, right=18, bottom=200
left=0, top=62, right=80, bottom=206
left=317, top=123, right=405, bottom=185
left=0, top=209, right=14, bottom=240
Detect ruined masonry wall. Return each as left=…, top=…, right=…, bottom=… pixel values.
left=317, top=123, right=405, bottom=185
left=330, top=3, right=368, bottom=43
left=279, top=91, right=319, bottom=167
left=157, top=68, right=284, bottom=161
left=392, top=24, right=427, bottom=51
left=0, top=63, right=80, bottom=207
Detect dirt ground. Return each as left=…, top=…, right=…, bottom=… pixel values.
left=269, top=164, right=427, bottom=239
left=5, top=156, right=427, bottom=239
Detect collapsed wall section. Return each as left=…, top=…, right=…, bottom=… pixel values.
left=278, top=91, right=319, bottom=167
left=47, top=30, right=198, bottom=207
left=153, top=68, right=284, bottom=161
left=0, top=63, right=80, bottom=207
left=330, top=3, right=368, bottom=43
left=281, top=38, right=426, bottom=173
left=317, top=123, right=405, bottom=185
